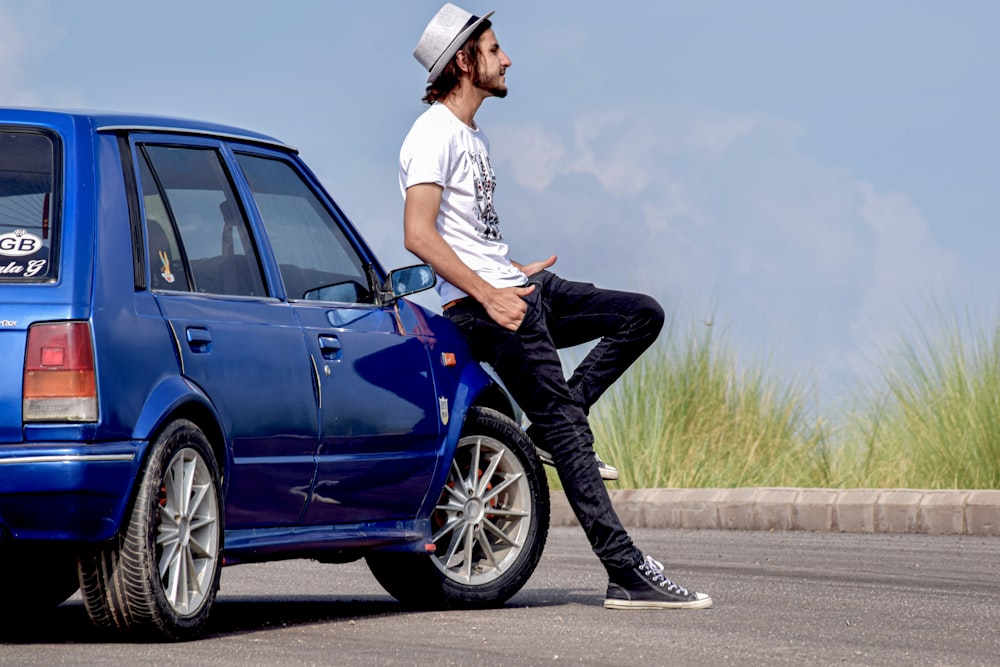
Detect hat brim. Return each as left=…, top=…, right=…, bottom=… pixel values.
left=427, top=10, right=495, bottom=83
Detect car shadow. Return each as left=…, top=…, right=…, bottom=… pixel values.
left=0, top=588, right=598, bottom=644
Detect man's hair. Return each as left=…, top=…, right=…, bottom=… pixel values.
left=422, top=19, right=492, bottom=105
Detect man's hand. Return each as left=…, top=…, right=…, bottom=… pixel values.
left=404, top=184, right=546, bottom=331
left=516, top=254, right=557, bottom=277
left=483, top=283, right=536, bottom=331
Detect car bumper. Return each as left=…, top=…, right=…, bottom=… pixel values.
left=0, top=442, right=146, bottom=542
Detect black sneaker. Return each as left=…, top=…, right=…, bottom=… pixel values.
left=604, top=556, right=712, bottom=610
left=534, top=446, right=620, bottom=481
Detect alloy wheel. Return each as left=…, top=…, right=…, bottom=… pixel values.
left=156, top=447, right=220, bottom=616
left=430, top=434, right=532, bottom=585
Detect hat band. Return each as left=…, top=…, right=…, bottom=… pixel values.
left=459, top=14, right=481, bottom=31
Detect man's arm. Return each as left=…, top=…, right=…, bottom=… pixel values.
left=403, top=182, right=534, bottom=331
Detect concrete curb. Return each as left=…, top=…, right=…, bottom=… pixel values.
left=549, top=488, right=1000, bottom=536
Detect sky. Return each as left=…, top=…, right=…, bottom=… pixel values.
left=2, top=0, right=997, bottom=408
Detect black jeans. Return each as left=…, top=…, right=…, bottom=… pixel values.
left=444, top=271, right=665, bottom=574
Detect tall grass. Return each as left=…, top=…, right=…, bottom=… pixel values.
left=548, top=307, right=1000, bottom=490
left=570, top=319, right=831, bottom=489
left=835, top=310, right=1000, bottom=489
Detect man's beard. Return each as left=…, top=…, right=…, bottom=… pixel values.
left=476, top=72, right=508, bottom=98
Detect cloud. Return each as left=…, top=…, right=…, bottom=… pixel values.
left=493, top=107, right=805, bottom=199
left=488, top=103, right=967, bottom=401
left=489, top=125, right=567, bottom=191
left=850, top=181, right=965, bottom=342
left=685, top=111, right=805, bottom=156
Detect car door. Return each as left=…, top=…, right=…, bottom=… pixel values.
left=233, top=151, right=441, bottom=525
left=135, top=139, right=318, bottom=528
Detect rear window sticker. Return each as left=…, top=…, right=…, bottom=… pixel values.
left=0, top=259, right=46, bottom=277
left=158, top=249, right=175, bottom=284
left=0, top=229, right=43, bottom=257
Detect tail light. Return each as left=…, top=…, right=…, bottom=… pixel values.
left=23, top=322, right=98, bottom=422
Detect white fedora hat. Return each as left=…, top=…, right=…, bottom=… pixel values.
left=414, top=3, right=495, bottom=83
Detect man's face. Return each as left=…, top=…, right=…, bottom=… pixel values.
left=475, top=28, right=511, bottom=98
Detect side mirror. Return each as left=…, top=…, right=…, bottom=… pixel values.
left=380, top=264, right=436, bottom=304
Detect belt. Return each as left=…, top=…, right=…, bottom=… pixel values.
left=442, top=297, right=470, bottom=311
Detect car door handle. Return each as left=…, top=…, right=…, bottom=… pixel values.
left=318, top=335, right=342, bottom=361
left=186, top=327, right=212, bottom=353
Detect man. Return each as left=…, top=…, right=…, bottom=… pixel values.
left=400, top=3, right=712, bottom=610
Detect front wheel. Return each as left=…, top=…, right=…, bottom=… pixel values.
left=78, top=419, right=223, bottom=640
left=367, top=407, right=549, bottom=608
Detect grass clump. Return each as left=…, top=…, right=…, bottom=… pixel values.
left=571, top=319, right=831, bottom=490
left=836, top=310, right=1000, bottom=489
left=543, top=305, right=1000, bottom=491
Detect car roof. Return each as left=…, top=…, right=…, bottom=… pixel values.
left=0, top=106, right=296, bottom=153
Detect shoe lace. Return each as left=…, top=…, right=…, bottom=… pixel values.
left=641, top=556, right=691, bottom=596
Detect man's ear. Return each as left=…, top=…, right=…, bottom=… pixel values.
left=455, top=49, right=474, bottom=75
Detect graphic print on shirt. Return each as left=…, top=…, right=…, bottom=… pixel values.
left=471, top=150, right=502, bottom=241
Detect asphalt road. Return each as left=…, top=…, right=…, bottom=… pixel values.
left=2, top=527, right=997, bottom=666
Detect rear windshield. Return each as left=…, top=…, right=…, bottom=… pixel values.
left=0, top=130, right=57, bottom=282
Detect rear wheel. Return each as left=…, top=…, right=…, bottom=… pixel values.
left=367, top=407, right=549, bottom=607
left=78, top=419, right=223, bottom=640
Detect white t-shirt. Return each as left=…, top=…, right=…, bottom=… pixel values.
left=399, top=103, right=527, bottom=306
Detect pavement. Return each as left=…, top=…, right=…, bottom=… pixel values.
left=550, top=488, right=1000, bottom=536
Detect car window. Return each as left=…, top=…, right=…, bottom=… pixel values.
left=138, top=153, right=189, bottom=290
left=139, top=145, right=266, bottom=297
left=234, top=152, right=372, bottom=303
left=0, top=131, right=57, bottom=282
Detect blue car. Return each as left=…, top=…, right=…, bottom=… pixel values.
left=0, top=108, right=549, bottom=640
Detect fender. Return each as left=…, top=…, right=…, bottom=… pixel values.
left=131, top=374, right=223, bottom=443
left=413, top=360, right=517, bottom=522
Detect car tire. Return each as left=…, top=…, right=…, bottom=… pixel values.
left=78, top=419, right=223, bottom=640
left=366, top=406, right=549, bottom=608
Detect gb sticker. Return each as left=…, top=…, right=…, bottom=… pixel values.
left=0, top=229, right=43, bottom=257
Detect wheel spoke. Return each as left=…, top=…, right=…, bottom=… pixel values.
left=164, top=466, right=180, bottom=516
left=180, top=456, right=198, bottom=517
left=188, top=511, right=213, bottom=533
left=474, top=525, right=500, bottom=572
left=482, top=517, right=522, bottom=548
left=485, top=506, right=529, bottom=518
left=164, top=547, right=182, bottom=605
left=476, top=449, right=504, bottom=495
left=188, top=526, right=215, bottom=559
left=435, top=497, right=464, bottom=513
left=441, top=483, right=466, bottom=505
left=459, top=522, right=476, bottom=581
left=157, top=542, right=178, bottom=580
left=165, top=458, right=185, bottom=509
left=465, top=437, right=483, bottom=491
left=188, top=482, right=210, bottom=517
left=449, top=457, right=464, bottom=485
left=441, top=521, right=468, bottom=569
left=482, top=471, right=523, bottom=504
left=430, top=514, right=463, bottom=543
left=183, top=544, right=201, bottom=599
